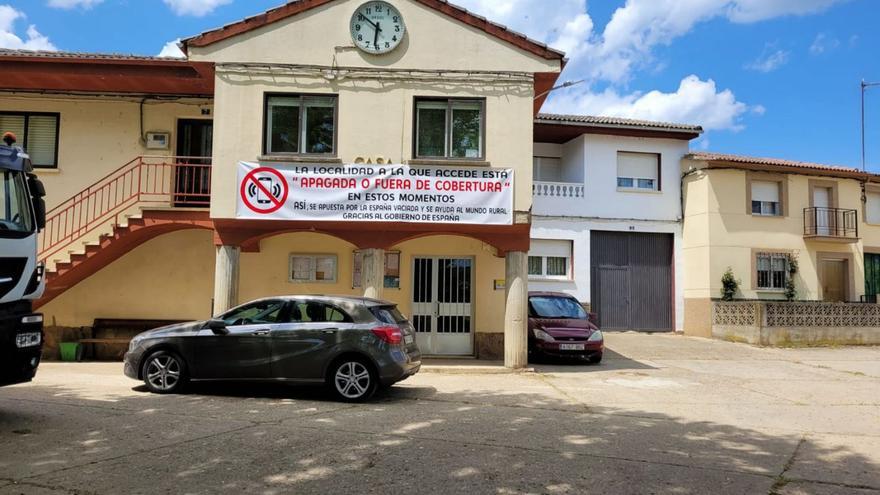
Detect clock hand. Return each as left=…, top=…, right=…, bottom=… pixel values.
left=360, top=15, right=378, bottom=30
left=373, top=21, right=381, bottom=49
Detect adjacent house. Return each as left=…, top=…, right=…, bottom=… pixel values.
left=529, top=114, right=702, bottom=332
left=682, top=152, right=880, bottom=337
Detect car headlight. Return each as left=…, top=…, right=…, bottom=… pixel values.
left=534, top=329, right=555, bottom=342
left=588, top=330, right=603, bottom=342
left=16, top=332, right=41, bottom=348
left=128, top=336, right=144, bottom=351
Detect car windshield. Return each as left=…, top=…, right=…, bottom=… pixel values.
left=529, top=296, right=587, bottom=319
left=0, top=169, right=34, bottom=234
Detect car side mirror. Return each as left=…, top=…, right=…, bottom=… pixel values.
left=205, top=318, right=229, bottom=335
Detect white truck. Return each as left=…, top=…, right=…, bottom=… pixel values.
left=0, top=134, right=47, bottom=386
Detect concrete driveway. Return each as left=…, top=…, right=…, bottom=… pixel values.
left=0, top=333, right=878, bottom=494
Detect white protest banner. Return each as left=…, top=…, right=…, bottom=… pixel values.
left=236, top=162, right=514, bottom=225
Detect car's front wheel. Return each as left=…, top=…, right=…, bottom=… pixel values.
left=142, top=350, right=188, bottom=394
left=328, top=358, right=377, bottom=402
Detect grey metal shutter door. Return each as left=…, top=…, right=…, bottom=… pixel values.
left=591, top=232, right=673, bottom=331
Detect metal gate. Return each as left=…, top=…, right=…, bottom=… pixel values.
left=590, top=231, right=673, bottom=331
left=411, top=257, right=474, bottom=355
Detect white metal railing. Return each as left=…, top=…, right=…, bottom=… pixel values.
left=532, top=181, right=585, bottom=198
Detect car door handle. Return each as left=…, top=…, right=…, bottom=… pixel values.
left=320, top=329, right=338, bottom=334
left=252, top=330, right=271, bottom=336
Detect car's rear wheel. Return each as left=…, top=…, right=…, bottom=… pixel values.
left=142, top=350, right=188, bottom=394
left=328, top=358, right=377, bottom=402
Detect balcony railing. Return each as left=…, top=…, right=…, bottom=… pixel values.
left=803, top=207, right=858, bottom=240
left=533, top=181, right=584, bottom=198
left=39, top=156, right=211, bottom=263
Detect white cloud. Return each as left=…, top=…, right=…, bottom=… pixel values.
left=158, top=38, right=185, bottom=58
left=162, top=0, right=232, bottom=17
left=745, top=46, right=789, bottom=72
left=454, top=0, right=846, bottom=130
left=546, top=75, right=750, bottom=132
left=47, top=0, right=104, bottom=9
left=0, top=5, right=56, bottom=51
left=809, top=33, right=840, bottom=55
left=725, top=0, right=846, bottom=23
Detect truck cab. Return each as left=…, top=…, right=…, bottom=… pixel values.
left=0, top=139, right=47, bottom=386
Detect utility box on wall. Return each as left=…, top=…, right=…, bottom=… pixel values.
left=145, top=131, right=170, bottom=150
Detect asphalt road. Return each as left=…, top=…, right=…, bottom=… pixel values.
left=0, top=333, right=878, bottom=494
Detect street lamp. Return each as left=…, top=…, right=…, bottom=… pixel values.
left=861, top=80, right=880, bottom=172
left=534, top=79, right=585, bottom=101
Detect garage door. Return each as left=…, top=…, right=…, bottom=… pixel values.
left=590, top=231, right=673, bottom=331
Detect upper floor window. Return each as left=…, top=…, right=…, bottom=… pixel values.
left=533, top=156, right=562, bottom=182
left=617, top=152, right=659, bottom=191
left=264, top=94, right=337, bottom=156
left=866, top=190, right=880, bottom=224
left=0, top=112, right=59, bottom=169
left=415, top=98, right=484, bottom=160
left=751, top=180, right=781, bottom=216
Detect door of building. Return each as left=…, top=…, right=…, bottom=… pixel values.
left=821, top=259, right=847, bottom=302
left=411, top=257, right=474, bottom=355
left=590, top=231, right=673, bottom=331
left=865, top=253, right=880, bottom=302
left=813, top=187, right=833, bottom=236
left=175, top=119, right=213, bottom=206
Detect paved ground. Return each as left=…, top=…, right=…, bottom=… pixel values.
left=0, top=333, right=878, bottom=495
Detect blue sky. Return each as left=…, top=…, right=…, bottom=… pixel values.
left=1, top=0, right=878, bottom=171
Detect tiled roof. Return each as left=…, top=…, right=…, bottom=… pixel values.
left=536, top=113, right=703, bottom=133
left=686, top=152, right=862, bottom=174
left=182, top=0, right=565, bottom=60
left=0, top=48, right=184, bottom=62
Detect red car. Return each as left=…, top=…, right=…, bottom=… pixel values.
left=527, top=291, right=603, bottom=363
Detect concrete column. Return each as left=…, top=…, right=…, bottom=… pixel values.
left=213, top=245, right=240, bottom=316
left=361, top=248, right=385, bottom=300
left=504, top=250, right=528, bottom=368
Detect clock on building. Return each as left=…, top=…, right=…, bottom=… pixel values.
left=350, top=1, right=406, bottom=54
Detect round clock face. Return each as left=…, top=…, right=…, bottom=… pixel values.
left=350, top=1, right=406, bottom=55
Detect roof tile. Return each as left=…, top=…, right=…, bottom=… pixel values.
left=536, top=113, right=703, bottom=133
left=686, top=151, right=862, bottom=174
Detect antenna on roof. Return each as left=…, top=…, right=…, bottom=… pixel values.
left=861, top=79, right=880, bottom=172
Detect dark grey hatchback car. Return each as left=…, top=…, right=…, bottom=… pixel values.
left=124, top=296, right=421, bottom=402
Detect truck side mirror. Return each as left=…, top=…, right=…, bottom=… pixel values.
left=27, top=175, right=46, bottom=231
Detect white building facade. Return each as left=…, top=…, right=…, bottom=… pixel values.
left=529, top=114, right=702, bottom=332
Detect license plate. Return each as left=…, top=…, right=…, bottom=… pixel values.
left=404, top=335, right=414, bottom=345
left=559, top=343, right=585, bottom=351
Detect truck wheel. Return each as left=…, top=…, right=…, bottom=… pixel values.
left=142, top=350, right=188, bottom=394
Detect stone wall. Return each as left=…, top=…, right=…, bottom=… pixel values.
left=712, top=301, right=880, bottom=346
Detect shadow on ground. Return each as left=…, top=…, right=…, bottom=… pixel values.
left=0, top=375, right=876, bottom=495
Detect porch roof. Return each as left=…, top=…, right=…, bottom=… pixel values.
left=0, top=49, right=215, bottom=97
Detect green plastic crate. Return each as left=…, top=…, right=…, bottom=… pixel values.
left=59, top=342, right=81, bottom=362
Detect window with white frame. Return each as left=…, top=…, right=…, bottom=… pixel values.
left=528, top=239, right=572, bottom=279
left=352, top=251, right=401, bottom=289
left=264, top=95, right=337, bottom=155
left=415, top=98, right=484, bottom=159
left=0, top=112, right=59, bottom=168
left=289, top=254, right=337, bottom=283
left=756, top=252, right=788, bottom=290
left=751, top=180, right=781, bottom=216
left=533, top=156, right=562, bottom=182
left=866, top=191, right=880, bottom=224
left=617, top=152, right=660, bottom=191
